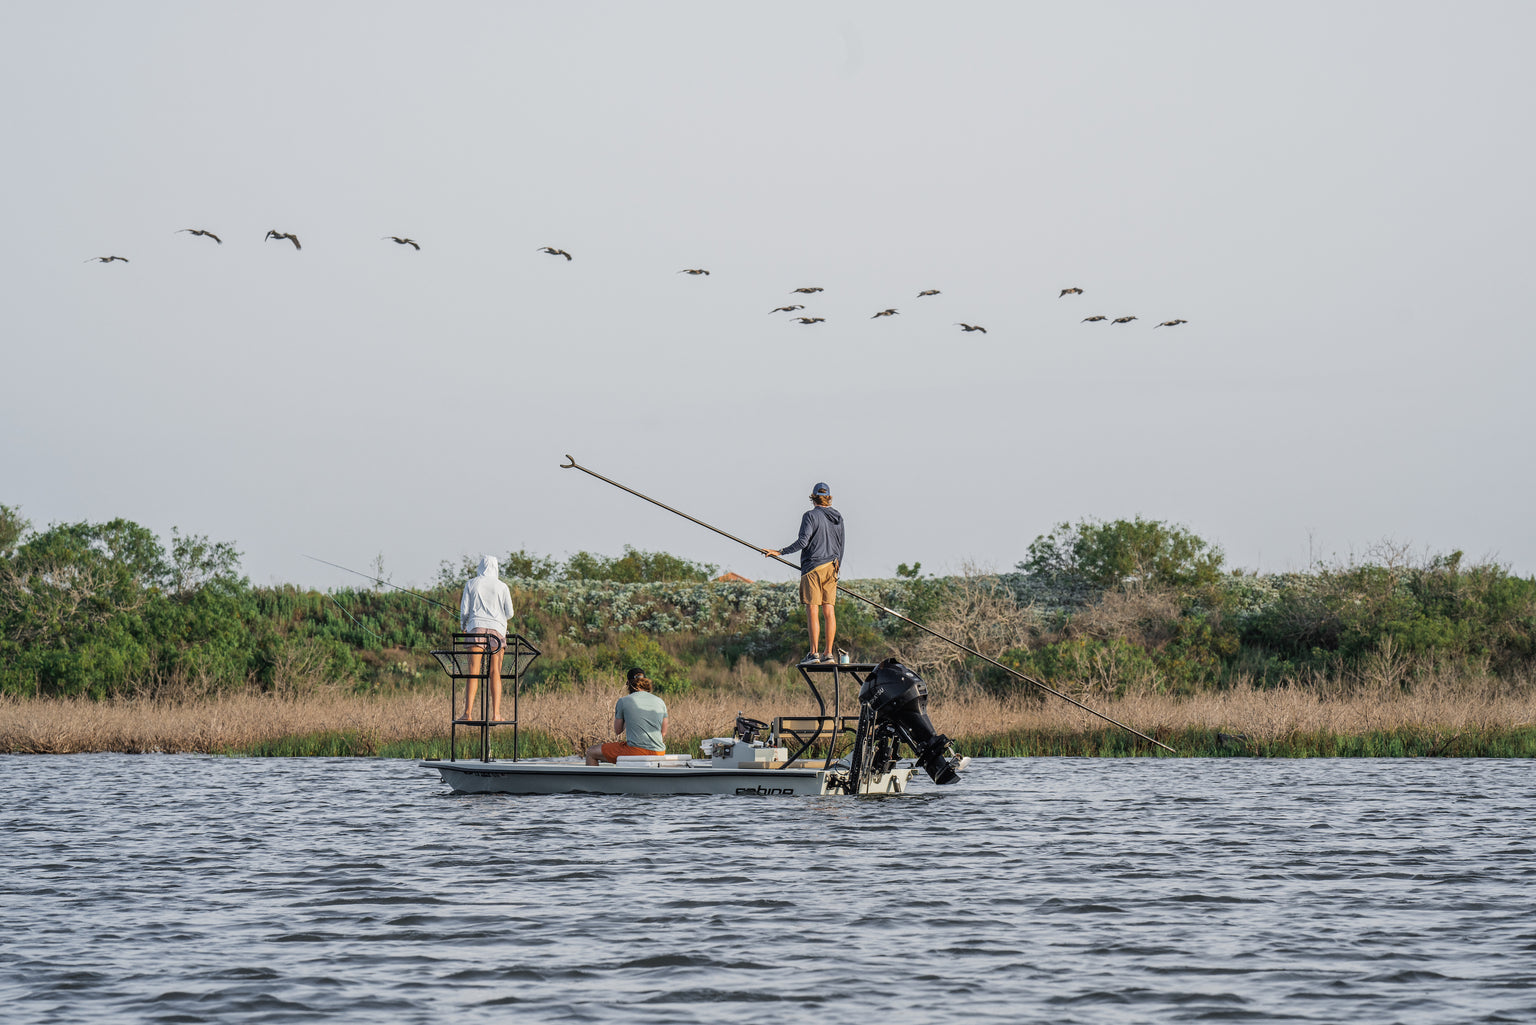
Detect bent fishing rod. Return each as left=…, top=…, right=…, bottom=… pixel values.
left=302, top=554, right=457, bottom=615
left=559, top=455, right=1176, bottom=754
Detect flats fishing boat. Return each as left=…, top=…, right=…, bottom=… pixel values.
left=423, top=454, right=1171, bottom=796
left=420, top=633, right=969, bottom=797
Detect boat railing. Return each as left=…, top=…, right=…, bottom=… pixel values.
left=771, top=714, right=861, bottom=765
left=775, top=661, right=878, bottom=767
left=430, top=632, right=541, bottom=762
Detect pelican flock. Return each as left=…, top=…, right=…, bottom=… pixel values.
left=85, top=226, right=1195, bottom=338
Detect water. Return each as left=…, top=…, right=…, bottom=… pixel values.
left=3, top=755, right=1534, bottom=1024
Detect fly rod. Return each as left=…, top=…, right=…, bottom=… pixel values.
left=559, top=454, right=1176, bottom=754
left=325, top=593, right=385, bottom=641
left=302, top=554, right=457, bottom=615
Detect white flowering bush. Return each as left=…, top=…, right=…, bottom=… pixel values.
left=513, top=577, right=918, bottom=639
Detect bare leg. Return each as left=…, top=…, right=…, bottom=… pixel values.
left=462, top=644, right=482, bottom=720
left=489, top=647, right=505, bottom=721
left=821, top=603, right=836, bottom=656
left=584, top=743, right=604, bottom=766
left=808, top=604, right=820, bottom=654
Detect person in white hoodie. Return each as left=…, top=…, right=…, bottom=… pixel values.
left=459, top=555, right=516, bottom=722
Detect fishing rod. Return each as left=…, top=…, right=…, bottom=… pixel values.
left=559, top=455, right=1176, bottom=755
left=302, top=554, right=457, bottom=615
left=325, top=593, right=385, bottom=641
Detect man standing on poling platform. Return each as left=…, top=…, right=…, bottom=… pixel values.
left=765, top=482, right=844, bottom=664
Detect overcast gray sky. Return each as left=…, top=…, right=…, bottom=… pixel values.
left=4, top=1, right=1533, bottom=589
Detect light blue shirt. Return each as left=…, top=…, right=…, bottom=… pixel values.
left=615, top=691, right=667, bottom=751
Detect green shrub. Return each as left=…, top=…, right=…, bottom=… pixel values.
left=1001, top=637, right=1162, bottom=696
left=1239, top=552, right=1536, bottom=676
left=1020, top=517, right=1224, bottom=591
left=530, top=632, right=692, bottom=694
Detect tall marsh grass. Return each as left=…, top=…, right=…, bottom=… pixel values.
left=4, top=672, right=1533, bottom=758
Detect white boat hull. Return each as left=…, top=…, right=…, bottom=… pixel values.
left=422, top=759, right=914, bottom=796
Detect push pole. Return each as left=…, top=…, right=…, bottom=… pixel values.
left=559, top=455, right=1176, bottom=754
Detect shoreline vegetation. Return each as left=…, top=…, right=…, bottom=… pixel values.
left=3, top=508, right=1534, bottom=757
left=5, top=680, right=1535, bottom=759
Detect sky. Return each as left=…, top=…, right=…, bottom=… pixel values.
left=3, top=1, right=1533, bottom=589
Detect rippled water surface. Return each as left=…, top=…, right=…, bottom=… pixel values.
left=3, top=755, right=1535, bottom=1024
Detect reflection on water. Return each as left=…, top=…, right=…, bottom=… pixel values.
left=2, top=755, right=1534, bottom=1023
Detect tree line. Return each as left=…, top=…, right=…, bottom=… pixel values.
left=3, top=503, right=1533, bottom=700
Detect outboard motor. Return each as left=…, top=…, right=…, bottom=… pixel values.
left=858, top=658, right=965, bottom=784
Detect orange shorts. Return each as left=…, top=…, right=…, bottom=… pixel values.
left=800, top=560, right=838, bottom=605
left=600, top=742, right=665, bottom=762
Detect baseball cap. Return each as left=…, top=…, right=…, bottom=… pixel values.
left=626, top=667, right=649, bottom=684
left=812, top=482, right=831, bottom=496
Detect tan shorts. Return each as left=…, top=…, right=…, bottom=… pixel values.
left=800, top=561, right=838, bottom=605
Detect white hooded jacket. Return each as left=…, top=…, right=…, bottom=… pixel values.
left=460, top=555, right=515, bottom=634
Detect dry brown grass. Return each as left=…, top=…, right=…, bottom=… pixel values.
left=4, top=665, right=1535, bottom=755
left=933, top=677, right=1536, bottom=742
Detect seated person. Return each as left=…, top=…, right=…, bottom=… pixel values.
left=585, top=668, right=668, bottom=764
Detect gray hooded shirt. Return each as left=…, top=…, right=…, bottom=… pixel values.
left=780, top=506, right=844, bottom=574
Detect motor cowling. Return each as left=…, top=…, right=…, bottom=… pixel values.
left=859, top=659, right=964, bottom=784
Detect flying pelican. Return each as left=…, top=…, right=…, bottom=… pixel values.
left=1155, top=319, right=1188, bottom=328
left=792, top=317, right=826, bottom=324
left=678, top=268, right=710, bottom=275
left=770, top=305, right=805, bottom=314
left=538, top=247, right=572, bottom=261
left=85, top=255, right=128, bottom=263
left=265, top=230, right=301, bottom=250
left=957, top=323, right=987, bottom=333
left=177, top=229, right=221, bottom=244
left=917, top=289, right=940, bottom=297
left=1082, top=315, right=1108, bottom=323
left=1059, top=287, right=1083, bottom=297
left=1111, top=316, right=1138, bottom=325
left=384, top=236, right=420, bottom=250
left=790, top=287, right=824, bottom=294
left=871, top=309, right=898, bottom=318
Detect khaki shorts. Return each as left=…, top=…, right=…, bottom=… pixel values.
left=800, top=561, right=838, bottom=606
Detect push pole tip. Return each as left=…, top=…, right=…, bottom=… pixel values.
left=560, top=454, right=576, bottom=468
